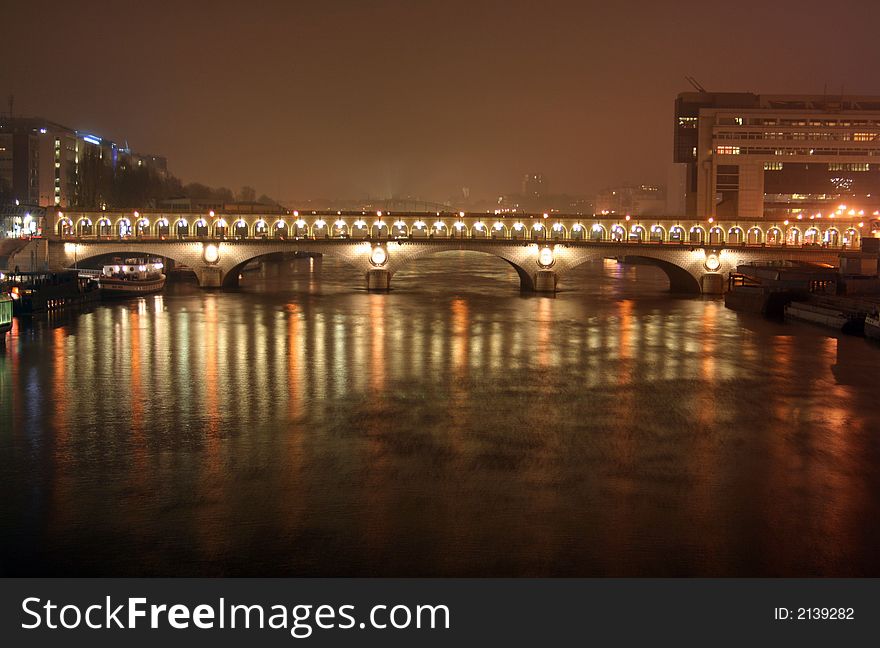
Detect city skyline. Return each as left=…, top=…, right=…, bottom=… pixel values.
left=4, top=0, right=880, bottom=204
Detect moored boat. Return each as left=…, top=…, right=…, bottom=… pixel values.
left=2, top=271, right=100, bottom=314
left=866, top=313, right=880, bottom=341
left=0, top=291, right=12, bottom=347
left=99, top=258, right=166, bottom=298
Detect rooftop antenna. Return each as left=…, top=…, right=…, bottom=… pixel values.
left=685, top=76, right=707, bottom=93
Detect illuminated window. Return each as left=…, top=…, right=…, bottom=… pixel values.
left=764, top=162, right=783, bottom=171
left=828, top=163, right=869, bottom=171
left=716, top=146, right=740, bottom=155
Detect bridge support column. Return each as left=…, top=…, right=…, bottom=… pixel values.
left=533, top=270, right=558, bottom=293
left=365, top=269, right=391, bottom=292
left=700, top=273, right=724, bottom=295
left=196, top=265, right=223, bottom=288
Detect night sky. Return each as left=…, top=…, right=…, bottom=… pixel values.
left=4, top=0, right=880, bottom=203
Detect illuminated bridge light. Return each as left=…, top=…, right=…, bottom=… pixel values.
left=369, top=245, right=387, bottom=267
left=203, top=244, right=220, bottom=264
left=704, top=254, right=721, bottom=271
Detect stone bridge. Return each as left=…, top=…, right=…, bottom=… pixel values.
left=38, top=237, right=846, bottom=295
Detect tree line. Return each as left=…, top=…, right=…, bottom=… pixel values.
left=72, top=148, right=277, bottom=209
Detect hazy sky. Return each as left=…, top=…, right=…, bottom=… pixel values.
left=4, top=0, right=880, bottom=203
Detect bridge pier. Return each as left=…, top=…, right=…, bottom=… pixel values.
left=700, top=274, right=724, bottom=295
left=365, top=269, right=391, bottom=292
left=533, top=270, right=558, bottom=293
left=196, top=265, right=223, bottom=288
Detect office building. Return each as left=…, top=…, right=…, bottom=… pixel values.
left=674, top=92, right=880, bottom=219
left=0, top=116, right=167, bottom=209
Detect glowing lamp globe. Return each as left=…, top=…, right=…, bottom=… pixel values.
left=370, top=246, right=388, bottom=267
left=538, top=247, right=555, bottom=268
left=203, top=244, right=220, bottom=264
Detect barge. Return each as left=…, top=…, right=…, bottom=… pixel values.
left=98, top=259, right=166, bottom=298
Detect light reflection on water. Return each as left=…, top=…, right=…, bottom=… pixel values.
left=1, top=252, right=880, bottom=576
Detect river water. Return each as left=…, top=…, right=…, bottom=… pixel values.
left=1, top=252, right=879, bottom=576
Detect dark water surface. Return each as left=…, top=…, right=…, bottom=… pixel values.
left=2, top=252, right=879, bottom=576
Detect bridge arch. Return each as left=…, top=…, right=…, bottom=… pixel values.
left=232, top=219, right=249, bottom=239
left=388, top=247, right=538, bottom=292
left=220, top=246, right=365, bottom=290
left=293, top=219, right=310, bottom=238
left=650, top=224, right=666, bottom=242
left=566, top=252, right=702, bottom=295
left=708, top=226, right=725, bottom=244
left=312, top=219, right=328, bottom=239
left=155, top=218, right=170, bottom=238
left=253, top=219, right=269, bottom=238
left=669, top=225, right=686, bottom=242
left=77, top=217, right=93, bottom=236
left=610, top=224, right=626, bottom=241
left=57, top=217, right=73, bottom=237
left=689, top=225, right=706, bottom=243
left=193, top=218, right=209, bottom=237
left=630, top=224, right=646, bottom=242
left=747, top=226, right=763, bottom=245
left=786, top=226, right=801, bottom=246
left=410, top=220, right=428, bottom=238
left=351, top=219, right=369, bottom=239
left=391, top=220, right=408, bottom=238
left=451, top=220, right=468, bottom=238
left=845, top=227, right=860, bottom=247
left=587, top=223, right=604, bottom=241
left=510, top=222, right=527, bottom=240
left=212, top=218, right=228, bottom=238
left=371, top=220, right=388, bottom=239
left=471, top=221, right=488, bottom=238
left=135, top=217, right=151, bottom=237
left=531, top=221, right=547, bottom=240
left=491, top=221, right=507, bottom=239
left=825, top=227, right=840, bottom=246
left=727, top=226, right=743, bottom=245
left=116, top=217, right=133, bottom=238
left=804, top=226, right=821, bottom=245
left=174, top=218, right=189, bottom=238
left=767, top=226, right=783, bottom=245
left=432, top=220, right=449, bottom=238
left=550, top=222, right=567, bottom=240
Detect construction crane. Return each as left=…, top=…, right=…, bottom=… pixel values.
left=685, top=76, right=707, bottom=93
